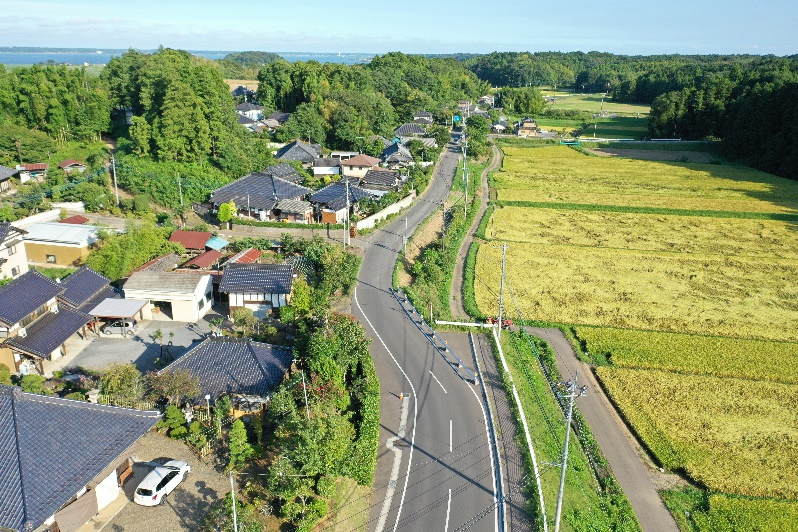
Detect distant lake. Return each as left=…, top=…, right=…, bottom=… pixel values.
left=0, top=50, right=374, bottom=67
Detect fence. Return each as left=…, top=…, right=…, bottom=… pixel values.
left=97, top=394, right=158, bottom=411
left=355, top=191, right=416, bottom=230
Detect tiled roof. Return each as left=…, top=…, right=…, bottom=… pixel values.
left=226, top=248, right=262, bottom=265
left=130, top=253, right=180, bottom=273
left=414, top=111, right=433, bottom=118
left=238, top=114, right=257, bottom=125
left=161, top=337, right=292, bottom=404
left=263, top=162, right=301, bottom=182
left=58, top=214, right=90, bottom=225
left=219, top=263, right=294, bottom=294
left=0, top=385, right=159, bottom=532
left=0, top=165, right=16, bottom=180
left=58, top=159, right=85, bottom=169
left=267, top=111, right=291, bottom=124
left=58, top=266, right=112, bottom=309
left=169, top=230, right=211, bottom=251
left=362, top=169, right=399, bottom=187
left=342, top=154, right=380, bottom=168
left=309, top=180, right=373, bottom=211
left=401, top=137, right=438, bottom=148
left=313, top=157, right=341, bottom=168
left=394, top=123, right=426, bottom=136
left=382, top=143, right=413, bottom=163
left=275, top=141, right=322, bottom=163
left=275, top=199, right=311, bottom=214
left=209, top=173, right=311, bottom=211
left=0, top=270, right=63, bottom=327
left=0, top=222, right=26, bottom=244
left=125, top=271, right=208, bottom=294
left=235, top=102, right=263, bottom=111
left=183, top=249, right=224, bottom=269
left=4, top=306, right=90, bottom=358
left=367, top=135, right=391, bottom=148
left=413, top=116, right=434, bottom=125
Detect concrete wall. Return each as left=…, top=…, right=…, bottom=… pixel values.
left=356, top=191, right=416, bottom=230
left=11, top=208, right=61, bottom=228
left=51, top=202, right=86, bottom=211
left=25, top=242, right=89, bottom=267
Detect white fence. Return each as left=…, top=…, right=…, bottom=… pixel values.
left=51, top=201, right=86, bottom=211
left=10, top=208, right=62, bottom=228
left=356, top=191, right=416, bottom=230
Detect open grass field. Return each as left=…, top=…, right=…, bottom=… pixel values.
left=594, top=366, right=798, bottom=500
left=224, top=79, right=259, bottom=91
left=544, top=93, right=650, bottom=116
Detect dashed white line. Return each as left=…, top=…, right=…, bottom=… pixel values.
left=445, top=488, right=452, bottom=532
left=449, top=419, right=453, bottom=452
left=429, top=370, right=448, bottom=393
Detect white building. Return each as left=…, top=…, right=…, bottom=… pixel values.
left=0, top=223, right=28, bottom=281
left=123, top=271, right=213, bottom=322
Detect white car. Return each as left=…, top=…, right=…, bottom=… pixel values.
left=133, top=460, right=190, bottom=506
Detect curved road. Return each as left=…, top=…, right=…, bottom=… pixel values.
left=351, top=139, right=499, bottom=531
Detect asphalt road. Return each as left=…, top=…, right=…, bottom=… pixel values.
left=353, top=140, right=499, bottom=531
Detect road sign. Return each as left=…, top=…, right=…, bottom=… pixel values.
left=453, top=115, right=461, bottom=122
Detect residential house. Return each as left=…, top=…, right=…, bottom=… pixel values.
left=238, top=114, right=265, bottom=133
left=16, top=163, right=48, bottom=183
left=492, top=120, right=508, bottom=133
left=312, top=157, right=341, bottom=178
left=309, top=180, right=373, bottom=224
left=263, top=162, right=302, bottom=183
left=159, top=337, right=292, bottom=408
left=367, top=135, right=391, bottom=149
left=400, top=136, right=438, bottom=156
left=219, top=263, right=296, bottom=317
left=413, top=111, right=434, bottom=125
left=330, top=151, right=359, bottom=160
left=225, top=247, right=263, bottom=266
left=0, top=222, right=28, bottom=282
left=516, top=117, right=538, bottom=137
left=57, top=266, right=119, bottom=314
left=123, top=271, right=213, bottom=322
left=0, top=270, right=91, bottom=374
left=478, top=95, right=495, bottom=107
left=58, top=159, right=87, bottom=174
left=169, top=230, right=212, bottom=254
left=208, top=171, right=311, bottom=221
left=273, top=199, right=313, bottom=223
left=265, top=111, right=291, bottom=129
left=361, top=169, right=401, bottom=197
left=275, top=140, right=322, bottom=167
left=0, top=385, right=159, bottom=532
left=381, top=143, right=414, bottom=167
left=23, top=222, right=99, bottom=267
left=394, top=123, right=426, bottom=137
left=0, top=164, right=14, bottom=192
left=231, top=85, right=255, bottom=99
left=340, top=153, right=380, bottom=178
left=235, top=102, right=264, bottom=121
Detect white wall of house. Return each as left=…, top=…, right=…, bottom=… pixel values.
left=0, top=238, right=28, bottom=281
left=341, top=165, right=373, bottom=178
left=95, top=469, right=120, bottom=510
left=229, top=291, right=290, bottom=309
left=313, top=166, right=340, bottom=176
left=125, top=276, right=212, bottom=323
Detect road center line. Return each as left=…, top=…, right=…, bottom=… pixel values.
left=449, top=419, right=453, bottom=452
left=429, top=370, right=447, bottom=393
left=445, top=488, right=452, bottom=532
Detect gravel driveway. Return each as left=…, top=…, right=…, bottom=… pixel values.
left=108, top=432, right=229, bottom=532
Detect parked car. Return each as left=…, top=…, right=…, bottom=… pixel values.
left=102, top=319, right=139, bottom=336
left=133, top=460, right=191, bottom=506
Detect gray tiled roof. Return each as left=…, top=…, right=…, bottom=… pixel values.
left=238, top=114, right=257, bottom=125
left=275, top=199, right=312, bottom=214
left=0, top=385, right=159, bottom=532
left=0, top=270, right=63, bottom=327
left=267, top=111, right=291, bottom=124
left=275, top=141, right=322, bottom=163
left=414, top=111, right=433, bottom=118
left=309, top=180, right=373, bottom=211
left=362, top=169, right=399, bottom=187
left=401, top=136, right=438, bottom=148
left=0, top=222, right=26, bottom=244
left=382, top=143, right=413, bottom=163
left=219, top=263, right=295, bottom=294
left=236, top=102, right=263, bottom=111
left=209, top=172, right=311, bottom=212
left=58, top=266, right=112, bottom=309
left=394, top=123, right=426, bottom=136
left=0, top=165, right=16, bottom=181
left=124, top=271, right=206, bottom=294
left=161, top=337, right=292, bottom=404
left=263, top=162, right=301, bottom=183
left=4, top=306, right=90, bottom=358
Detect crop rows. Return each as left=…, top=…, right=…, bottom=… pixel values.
left=595, top=366, right=798, bottom=499
left=574, top=327, right=798, bottom=384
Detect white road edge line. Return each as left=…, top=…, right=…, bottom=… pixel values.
left=450, top=419, right=453, bottom=452
left=355, top=286, right=418, bottom=532
left=445, top=488, right=452, bottom=532
left=429, top=370, right=448, bottom=393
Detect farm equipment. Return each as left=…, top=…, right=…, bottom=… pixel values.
left=486, top=317, right=513, bottom=329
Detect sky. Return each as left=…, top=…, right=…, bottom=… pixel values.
left=1, top=0, right=796, bottom=56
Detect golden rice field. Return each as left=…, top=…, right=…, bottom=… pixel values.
left=491, top=206, right=798, bottom=259
left=574, top=327, right=798, bottom=384
left=594, top=367, right=798, bottom=500
left=494, top=146, right=798, bottom=214
left=695, top=494, right=798, bottom=531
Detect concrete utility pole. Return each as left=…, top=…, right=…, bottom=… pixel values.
left=441, top=200, right=446, bottom=252
left=111, top=154, right=119, bottom=206
left=177, top=173, right=183, bottom=206
left=497, top=242, right=508, bottom=340
left=344, top=179, right=350, bottom=248
left=229, top=471, right=239, bottom=532
left=404, top=216, right=408, bottom=256
left=554, top=372, right=587, bottom=532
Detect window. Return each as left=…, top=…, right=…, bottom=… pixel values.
left=46, top=254, right=56, bottom=263
left=11, top=266, right=19, bottom=277
left=7, top=245, right=16, bottom=256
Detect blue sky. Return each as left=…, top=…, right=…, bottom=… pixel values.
left=1, top=0, right=795, bottom=55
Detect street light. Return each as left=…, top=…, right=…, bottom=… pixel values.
left=205, top=394, right=211, bottom=419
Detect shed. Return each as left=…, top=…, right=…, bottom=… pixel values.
left=123, top=271, right=213, bottom=322
left=22, top=223, right=99, bottom=267
left=89, top=298, right=149, bottom=321
left=169, top=230, right=211, bottom=252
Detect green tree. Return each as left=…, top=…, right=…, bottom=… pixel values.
left=19, top=374, right=50, bottom=395
left=147, top=369, right=200, bottom=405
left=0, top=363, right=11, bottom=385
left=217, top=200, right=235, bottom=224
left=290, top=277, right=312, bottom=318
left=100, top=363, right=145, bottom=402
left=129, top=115, right=151, bottom=157
left=228, top=419, right=255, bottom=471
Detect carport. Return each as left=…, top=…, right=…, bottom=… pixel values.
left=89, top=298, right=149, bottom=323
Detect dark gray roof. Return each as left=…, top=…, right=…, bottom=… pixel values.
left=219, top=263, right=295, bottom=294
left=0, top=165, right=16, bottom=181
left=313, top=157, right=341, bottom=168
left=161, top=337, right=293, bottom=403
left=5, top=306, right=90, bottom=358
left=362, top=169, right=400, bottom=187
left=394, top=123, right=426, bottom=136
left=209, top=172, right=311, bottom=211
left=58, top=266, right=112, bottom=309
left=414, top=111, right=433, bottom=118
left=231, top=86, right=254, bottom=97
left=238, top=114, right=257, bottom=125
left=0, top=270, right=64, bottom=327
left=309, top=180, right=374, bottom=211
left=0, top=222, right=26, bottom=244
left=0, top=385, right=159, bottom=532
left=382, top=143, right=413, bottom=163
left=267, top=111, right=291, bottom=124
left=263, top=162, right=301, bottom=183
left=235, top=102, right=263, bottom=112
left=124, top=271, right=207, bottom=294
left=275, top=199, right=312, bottom=214
left=275, top=141, right=322, bottom=163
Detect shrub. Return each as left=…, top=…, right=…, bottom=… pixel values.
left=0, top=363, right=11, bottom=385
left=19, top=374, right=49, bottom=395
left=63, top=391, right=86, bottom=401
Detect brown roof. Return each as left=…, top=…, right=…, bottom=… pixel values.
left=183, top=249, right=225, bottom=269
left=169, top=230, right=212, bottom=250
left=58, top=159, right=85, bottom=169
left=342, top=154, right=380, bottom=168
left=58, top=215, right=90, bottom=225
left=20, top=163, right=48, bottom=171
left=227, top=248, right=262, bottom=265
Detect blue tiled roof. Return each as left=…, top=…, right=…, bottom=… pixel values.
left=219, top=263, right=295, bottom=294
left=0, top=385, right=160, bottom=531
left=58, top=267, right=112, bottom=309
left=0, top=270, right=64, bottom=327
left=309, top=180, right=373, bottom=211
left=209, top=172, right=311, bottom=211
left=161, top=337, right=292, bottom=403
left=5, top=306, right=90, bottom=358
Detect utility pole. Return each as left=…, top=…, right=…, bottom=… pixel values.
left=111, top=154, right=119, bottom=206
left=177, top=173, right=183, bottom=206
left=301, top=370, right=310, bottom=421
left=554, top=372, right=587, bottom=532
left=497, top=242, right=507, bottom=340
left=344, top=179, right=350, bottom=249
left=229, top=471, right=239, bottom=532
left=404, top=216, right=407, bottom=256
left=441, top=201, right=446, bottom=252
